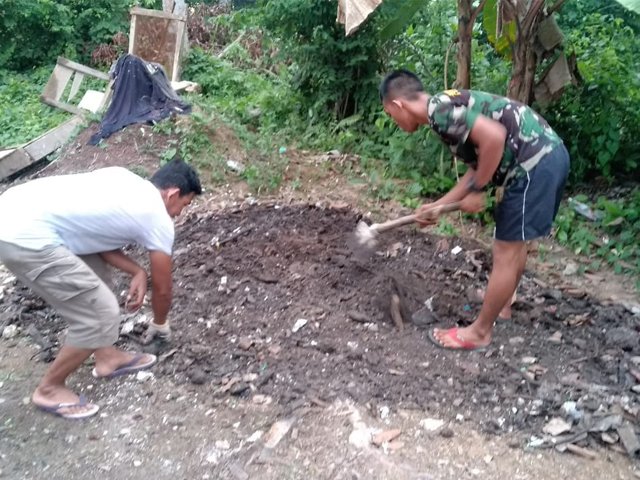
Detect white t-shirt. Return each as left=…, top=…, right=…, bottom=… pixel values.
left=0, top=167, right=174, bottom=255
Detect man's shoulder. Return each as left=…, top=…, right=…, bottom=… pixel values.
left=92, top=166, right=144, bottom=181
left=428, top=89, right=474, bottom=114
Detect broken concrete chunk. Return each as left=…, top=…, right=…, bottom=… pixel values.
left=263, top=417, right=295, bottom=449
left=420, top=418, right=445, bottom=432
left=548, top=331, right=563, bottom=344
left=616, top=424, right=640, bottom=456
left=543, top=417, right=572, bottom=436
left=586, top=414, right=622, bottom=433
left=292, top=318, right=308, bottom=332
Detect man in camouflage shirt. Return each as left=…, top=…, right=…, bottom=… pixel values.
left=379, top=69, right=569, bottom=350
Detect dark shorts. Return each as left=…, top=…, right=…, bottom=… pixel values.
left=494, top=144, right=570, bottom=242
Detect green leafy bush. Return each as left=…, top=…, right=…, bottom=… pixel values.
left=542, top=13, right=640, bottom=182
left=0, top=68, right=70, bottom=147
left=260, top=0, right=381, bottom=122
left=0, top=0, right=160, bottom=71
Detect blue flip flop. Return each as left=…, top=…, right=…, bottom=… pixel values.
left=36, top=394, right=100, bottom=419
left=92, top=353, right=157, bottom=379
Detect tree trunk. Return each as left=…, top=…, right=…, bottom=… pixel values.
left=507, top=37, right=537, bottom=103
left=455, top=0, right=473, bottom=89
left=506, top=0, right=546, bottom=103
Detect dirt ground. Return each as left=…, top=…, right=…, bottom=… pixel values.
left=1, top=122, right=639, bottom=480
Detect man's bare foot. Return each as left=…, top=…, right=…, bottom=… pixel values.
left=469, top=288, right=514, bottom=320
left=431, top=325, right=492, bottom=350
left=92, top=348, right=156, bottom=378
left=32, top=385, right=99, bottom=418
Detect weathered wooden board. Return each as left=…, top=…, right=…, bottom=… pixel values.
left=0, top=116, right=84, bottom=180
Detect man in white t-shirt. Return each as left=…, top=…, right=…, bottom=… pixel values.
left=0, top=158, right=201, bottom=419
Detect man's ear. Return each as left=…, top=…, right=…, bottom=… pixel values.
left=166, top=187, right=181, bottom=200
left=392, top=99, right=404, bottom=110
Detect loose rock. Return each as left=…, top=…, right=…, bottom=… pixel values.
left=563, top=262, right=579, bottom=276
left=605, top=327, right=639, bottom=351
left=189, top=368, right=208, bottom=385
left=420, top=418, right=445, bottom=432
left=548, top=331, right=563, bottom=344
left=439, top=427, right=455, bottom=438
left=372, top=428, right=401, bottom=447
left=238, top=336, right=253, bottom=350
left=543, top=417, right=572, bottom=436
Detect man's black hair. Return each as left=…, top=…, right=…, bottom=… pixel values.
left=379, top=69, right=425, bottom=102
left=150, top=158, right=202, bottom=196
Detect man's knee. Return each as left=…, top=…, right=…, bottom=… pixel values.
left=65, top=286, right=121, bottom=349
left=493, top=240, right=527, bottom=266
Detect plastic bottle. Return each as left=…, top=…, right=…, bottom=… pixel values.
left=568, top=197, right=602, bottom=221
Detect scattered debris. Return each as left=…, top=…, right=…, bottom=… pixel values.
left=136, top=371, right=154, bottom=382
left=563, top=262, right=579, bottom=276
left=347, top=311, right=369, bottom=323
left=420, top=418, right=445, bottom=432
left=372, top=428, right=401, bottom=447
left=121, top=320, right=135, bottom=335
left=2, top=325, right=17, bottom=339
left=226, top=160, right=245, bottom=174
left=561, top=401, right=583, bottom=422
left=292, top=318, right=308, bottom=333
left=605, top=327, right=639, bottom=351
left=390, top=294, right=404, bottom=331
left=543, top=418, right=572, bottom=436
left=188, top=368, right=208, bottom=385
left=548, top=331, right=563, bottom=344
left=439, top=427, right=455, bottom=438
left=561, top=443, right=597, bottom=459
left=238, top=336, right=253, bottom=350
left=246, top=431, right=263, bottom=443
left=617, top=424, right=640, bottom=457
left=263, top=417, right=295, bottom=450
left=411, top=306, right=437, bottom=327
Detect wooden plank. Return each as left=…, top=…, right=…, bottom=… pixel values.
left=42, top=64, right=74, bottom=102
left=0, top=148, right=34, bottom=180
left=23, top=116, right=84, bottom=162
left=40, top=96, right=86, bottom=116
left=97, top=79, right=115, bottom=112
left=68, top=72, right=85, bottom=102
left=129, top=14, right=137, bottom=53
left=171, top=19, right=186, bottom=81
left=130, top=7, right=186, bottom=21
left=56, top=57, right=109, bottom=81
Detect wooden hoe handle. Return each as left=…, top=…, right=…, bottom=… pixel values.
left=372, top=202, right=461, bottom=234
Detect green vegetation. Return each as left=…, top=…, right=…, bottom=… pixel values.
left=554, top=192, right=640, bottom=287
left=1, top=0, right=639, bottom=284
left=0, top=68, right=70, bottom=146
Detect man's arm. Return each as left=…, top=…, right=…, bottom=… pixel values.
left=468, top=115, right=507, bottom=189
left=100, top=249, right=147, bottom=310
left=99, top=249, right=145, bottom=276
left=149, top=250, right=172, bottom=326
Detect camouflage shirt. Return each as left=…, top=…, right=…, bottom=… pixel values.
left=427, top=89, right=562, bottom=186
